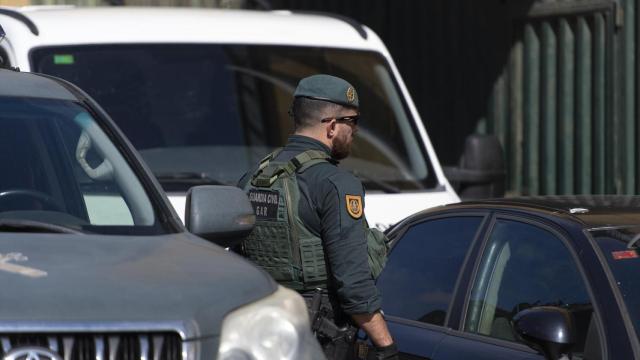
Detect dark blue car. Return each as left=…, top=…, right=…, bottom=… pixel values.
left=366, top=196, right=640, bottom=360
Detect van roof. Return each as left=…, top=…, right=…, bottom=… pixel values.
left=0, top=7, right=386, bottom=52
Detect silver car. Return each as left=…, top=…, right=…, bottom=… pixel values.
left=0, top=33, right=324, bottom=360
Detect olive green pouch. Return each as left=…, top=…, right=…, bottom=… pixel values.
left=366, top=226, right=389, bottom=279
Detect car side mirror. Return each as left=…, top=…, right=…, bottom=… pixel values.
left=185, top=185, right=255, bottom=248
left=513, top=306, right=575, bottom=360
left=443, top=134, right=506, bottom=200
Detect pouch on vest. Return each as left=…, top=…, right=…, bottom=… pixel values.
left=366, top=225, right=390, bottom=279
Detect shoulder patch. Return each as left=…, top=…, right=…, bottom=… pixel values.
left=345, top=194, right=363, bottom=219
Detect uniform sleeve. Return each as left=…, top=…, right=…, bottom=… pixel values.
left=318, top=171, right=381, bottom=315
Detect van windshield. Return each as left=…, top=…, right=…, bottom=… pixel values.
left=32, top=44, right=436, bottom=192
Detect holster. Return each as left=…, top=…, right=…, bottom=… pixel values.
left=304, top=289, right=358, bottom=360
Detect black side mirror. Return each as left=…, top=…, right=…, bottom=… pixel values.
left=185, top=185, right=255, bottom=248
left=443, top=134, right=506, bottom=200
left=513, top=306, right=575, bottom=360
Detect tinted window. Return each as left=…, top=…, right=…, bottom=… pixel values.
left=32, top=45, right=435, bottom=191
left=0, top=97, right=165, bottom=235
left=465, top=220, right=598, bottom=357
left=377, top=216, right=483, bottom=325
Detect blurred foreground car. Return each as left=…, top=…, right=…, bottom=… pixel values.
left=370, top=196, right=640, bottom=360
left=0, top=61, right=324, bottom=359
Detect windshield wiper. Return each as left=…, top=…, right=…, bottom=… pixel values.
left=351, top=170, right=401, bottom=194
left=0, top=219, right=83, bottom=234
left=155, top=172, right=226, bottom=186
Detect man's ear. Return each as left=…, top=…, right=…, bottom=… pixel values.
left=326, top=120, right=336, bottom=138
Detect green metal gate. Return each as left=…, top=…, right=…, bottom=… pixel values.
left=483, top=0, right=636, bottom=196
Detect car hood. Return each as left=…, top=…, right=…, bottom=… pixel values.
left=0, top=232, right=276, bottom=338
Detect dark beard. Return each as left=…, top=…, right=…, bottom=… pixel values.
left=331, top=133, right=351, bottom=160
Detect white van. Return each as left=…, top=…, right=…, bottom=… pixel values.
left=0, top=6, right=460, bottom=229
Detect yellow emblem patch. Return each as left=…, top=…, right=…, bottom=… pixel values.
left=346, top=87, right=356, bottom=104
left=346, top=195, right=363, bottom=219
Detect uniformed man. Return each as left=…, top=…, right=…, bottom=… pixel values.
left=238, top=74, right=398, bottom=360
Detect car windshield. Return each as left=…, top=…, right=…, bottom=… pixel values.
left=589, top=227, right=640, bottom=342
left=0, top=96, right=165, bottom=235
left=31, top=44, right=435, bottom=192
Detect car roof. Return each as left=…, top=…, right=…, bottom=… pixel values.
left=0, top=68, right=77, bottom=100
left=0, top=7, right=385, bottom=51
left=422, top=195, right=640, bottom=229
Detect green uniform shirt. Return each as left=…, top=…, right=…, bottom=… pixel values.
left=238, top=135, right=381, bottom=315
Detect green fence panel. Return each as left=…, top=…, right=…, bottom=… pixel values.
left=509, top=39, right=524, bottom=195
left=593, top=13, right=607, bottom=194
left=576, top=16, right=592, bottom=194
left=622, top=0, right=636, bottom=194
left=489, top=1, right=617, bottom=196
left=558, top=18, right=576, bottom=195
left=541, top=21, right=557, bottom=195
left=524, top=24, right=540, bottom=195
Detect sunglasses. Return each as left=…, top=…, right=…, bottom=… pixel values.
left=320, top=115, right=360, bottom=126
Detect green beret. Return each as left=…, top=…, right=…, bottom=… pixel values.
left=294, top=74, right=359, bottom=108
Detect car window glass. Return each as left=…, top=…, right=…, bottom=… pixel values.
left=377, top=216, right=483, bottom=325
left=0, top=97, right=164, bottom=235
left=465, top=219, right=599, bottom=358
left=57, top=116, right=134, bottom=225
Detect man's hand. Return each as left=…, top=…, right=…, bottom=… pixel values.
left=374, top=343, right=399, bottom=360
left=351, top=311, right=393, bottom=346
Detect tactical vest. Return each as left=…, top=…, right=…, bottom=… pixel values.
left=242, top=149, right=389, bottom=292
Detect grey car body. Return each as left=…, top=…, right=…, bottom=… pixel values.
left=0, top=67, right=322, bottom=360
left=0, top=233, right=273, bottom=334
